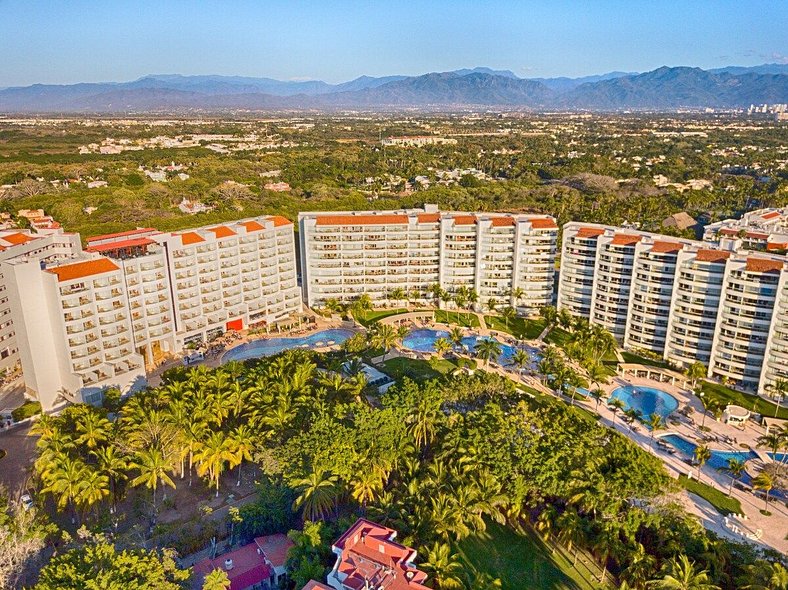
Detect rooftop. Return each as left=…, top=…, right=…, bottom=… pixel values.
left=46, top=258, right=120, bottom=282
left=254, top=534, right=293, bottom=569
left=192, top=543, right=273, bottom=590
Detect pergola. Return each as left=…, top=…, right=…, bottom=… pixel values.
left=617, top=363, right=691, bottom=389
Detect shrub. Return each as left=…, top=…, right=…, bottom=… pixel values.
left=11, top=401, right=41, bottom=422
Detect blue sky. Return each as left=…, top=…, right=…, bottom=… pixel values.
left=1, top=0, right=786, bottom=86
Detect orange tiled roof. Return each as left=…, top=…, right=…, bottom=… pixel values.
left=179, top=231, right=205, bottom=245
left=1, top=232, right=35, bottom=246
left=416, top=213, right=441, bottom=223
left=610, top=233, right=642, bottom=246
left=315, top=214, right=409, bottom=226
left=452, top=214, right=477, bottom=225
left=301, top=583, right=333, bottom=590
left=695, top=249, right=730, bottom=263
left=86, top=228, right=156, bottom=243
left=47, top=258, right=119, bottom=282
left=270, top=215, right=292, bottom=227
left=767, top=242, right=788, bottom=251
left=86, top=237, right=155, bottom=253
left=650, top=240, right=683, bottom=253
left=528, top=217, right=558, bottom=229
left=746, top=257, right=784, bottom=273
left=207, top=226, right=236, bottom=238
left=762, top=211, right=781, bottom=220
left=241, top=220, right=266, bottom=233
left=490, top=217, right=515, bottom=227
left=745, top=231, right=769, bottom=240
left=575, top=227, right=606, bottom=238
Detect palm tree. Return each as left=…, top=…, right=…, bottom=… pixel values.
left=130, top=446, right=176, bottom=508
left=421, top=543, right=464, bottom=590
left=370, top=323, right=399, bottom=360
left=685, top=362, right=707, bottom=390
left=608, top=397, right=626, bottom=425
left=292, top=467, right=340, bottom=521
left=194, top=433, right=234, bottom=497
left=73, top=409, right=110, bottom=450
left=91, top=445, right=128, bottom=512
left=511, top=349, right=529, bottom=376
left=389, top=287, right=407, bottom=309
left=475, top=338, right=502, bottom=367
left=486, top=297, right=499, bottom=315
left=350, top=468, right=383, bottom=511
left=509, top=286, right=524, bottom=308
left=500, top=305, right=517, bottom=330
left=721, top=458, right=746, bottom=496
left=539, top=305, right=558, bottom=330
left=434, top=337, right=452, bottom=358
left=41, top=455, right=87, bottom=522
left=757, top=432, right=783, bottom=456
left=592, top=523, right=619, bottom=584
left=647, top=414, right=665, bottom=450
left=228, top=425, right=255, bottom=486
left=556, top=508, right=585, bottom=566
left=694, top=445, right=711, bottom=482
left=752, top=471, right=774, bottom=512
left=589, top=388, right=605, bottom=410
left=647, top=554, right=720, bottom=590
left=324, top=297, right=342, bottom=317
left=767, top=378, right=788, bottom=418
left=453, top=289, right=467, bottom=324
left=429, top=282, right=443, bottom=308
left=586, top=362, right=609, bottom=393
left=449, top=326, right=464, bottom=349
left=467, top=288, right=479, bottom=317
left=78, top=468, right=110, bottom=516
left=621, top=543, right=657, bottom=590
left=202, top=568, right=231, bottom=590
left=557, top=308, right=573, bottom=331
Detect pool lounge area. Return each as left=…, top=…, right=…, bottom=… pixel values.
left=222, top=328, right=356, bottom=362
left=401, top=328, right=540, bottom=367
left=608, top=384, right=679, bottom=422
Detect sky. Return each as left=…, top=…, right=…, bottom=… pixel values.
left=1, top=0, right=786, bottom=86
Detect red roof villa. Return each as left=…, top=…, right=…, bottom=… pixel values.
left=192, top=534, right=294, bottom=590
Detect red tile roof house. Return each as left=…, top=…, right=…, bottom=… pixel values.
left=326, top=518, right=429, bottom=590
left=192, top=534, right=294, bottom=590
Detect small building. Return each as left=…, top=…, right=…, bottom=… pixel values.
left=327, top=518, right=429, bottom=590
left=662, top=212, right=697, bottom=231
left=264, top=182, right=291, bottom=192
left=302, top=583, right=333, bottom=590
left=253, top=534, right=294, bottom=588
left=723, top=404, right=750, bottom=426
left=192, top=543, right=273, bottom=590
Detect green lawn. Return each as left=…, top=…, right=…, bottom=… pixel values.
left=679, top=474, right=742, bottom=516
left=434, top=309, right=480, bottom=328
left=545, top=327, right=572, bottom=347
left=355, top=307, right=410, bottom=327
left=700, top=381, right=788, bottom=420
left=486, top=315, right=546, bottom=340
left=379, top=356, right=459, bottom=382
left=458, top=521, right=609, bottom=590
left=619, top=351, right=672, bottom=369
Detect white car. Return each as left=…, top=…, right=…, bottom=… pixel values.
left=19, top=493, right=33, bottom=511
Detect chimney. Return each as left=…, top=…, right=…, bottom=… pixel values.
left=224, top=558, right=234, bottom=570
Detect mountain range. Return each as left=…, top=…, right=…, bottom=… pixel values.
left=1, top=64, right=786, bottom=113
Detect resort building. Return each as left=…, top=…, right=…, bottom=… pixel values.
left=558, top=222, right=788, bottom=396
left=327, top=518, right=429, bottom=590
left=299, top=206, right=558, bottom=313
left=703, top=206, right=788, bottom=252
left=3, top=216, right=301, bottom=410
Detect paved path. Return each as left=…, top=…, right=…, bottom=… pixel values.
left=0, top=422, right=37, bottom=500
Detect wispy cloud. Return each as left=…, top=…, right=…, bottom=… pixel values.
left=761, top=52, right=788, bottom=64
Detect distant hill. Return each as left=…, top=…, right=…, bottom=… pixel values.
left=0, top=64, right=786, bottom=112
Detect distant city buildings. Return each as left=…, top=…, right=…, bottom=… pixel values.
left=558, top=221, right=788, bottom=395
left=381, top=136, right=457, bottom=147
left=703, top=207, right=788, bottom=252
left=299, top=206, right=557, bottom=313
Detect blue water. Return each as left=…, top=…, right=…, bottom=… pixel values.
left=609, top=385, right=679, bottom=420
left=222, top=329, right=356, bottom=362
left=400, top=328, right=538, bottom=366
left=660, top=434, right=785, bottom=498
left=769, top=453, right=786, bottom=463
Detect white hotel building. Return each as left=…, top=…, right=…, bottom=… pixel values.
left=558, top=222, right=788, bottom=395
left=298, top=206, right=558, bottom=313
left=3, top=216, right=300, bottom=410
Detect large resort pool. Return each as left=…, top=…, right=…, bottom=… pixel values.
left=222, top=328, right=356, bottom=362
left=401, top=328, right=540, bottom=367
left=609, top=384, right=679, bottom=421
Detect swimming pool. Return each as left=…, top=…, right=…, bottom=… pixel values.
left=609, top=385, right=679, bottom=421
left=222, top=328, right=356, bottom=362
left=400, top=328, right=536, bottom=366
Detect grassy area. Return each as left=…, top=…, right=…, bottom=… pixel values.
left=700, top=381, right=788, bottom=420
left=486, top=315, right=546, bottom=340
left=545, top=327, right=572, bottom=347
left=11, top=400, right=42, bottom=422
left=379, top=356, right=459, bottom=381
left=355, top=307, right=410, bottom=327
left=679, top=474, right=742, bottom=516
left=458, top=521, right=608, bottom=590
left=434, top=309, right=480, bottom=328
left=619, top=351, right=671, bottom=369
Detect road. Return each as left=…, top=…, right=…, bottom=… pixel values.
left=0, top=422, right=37, bottom=500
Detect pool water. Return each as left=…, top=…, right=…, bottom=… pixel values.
left=401, top=328, right=538, bottom=366
left=609, top=385, right=679, bottom=421
left=659, top=434, right=785, bottom=498
left=222, top=329, right=356, bottom=362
